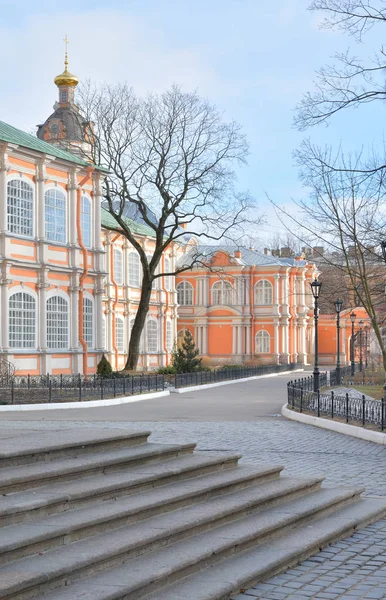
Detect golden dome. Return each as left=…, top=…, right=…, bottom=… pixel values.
left=54, top=67, right=79, bottom=88
left=54, top=35, right=79, bottom=88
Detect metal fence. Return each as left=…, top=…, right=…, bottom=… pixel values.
left=175, top=363, right=299, bottom=389
left=329, top=365, right=355, bottom=386
left=287, top=384, right=385, bottom=431
left=0, top=374, right=165, bottom=405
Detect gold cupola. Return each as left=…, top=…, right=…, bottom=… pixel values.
left=54, top=35, right=79, bottom=88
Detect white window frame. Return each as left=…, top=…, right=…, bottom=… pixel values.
left=147, top=318, right=158, bottom=353
left=114, top=248, right=123, bottom=285
left=177, top=281, right=193, bottom=306
left=44, top=187, right=67, bottom=243
left=115, top=316, right=125, bottom=353
left=166, top=320, right=173, bottom=351
left=212, top=280, right=233, bottom=306
left=83, top=294, right=94, bottom=349
left=254, top=280, right=273, bottom=306
left=255, top=330, right=270, bottom=353
left=7, top=178, right=34, bottom=238
left=128, top=251, right=141, bottom=287
left=9, top=290, right=37, bottom=349
left=46, top=293, right=69, bottom=350
left=164, top=257, right=172, bottom=291
left=81, top=195, right=92, bottom=249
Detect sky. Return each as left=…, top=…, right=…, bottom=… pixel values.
left=0, top=0, right=384, bottom=244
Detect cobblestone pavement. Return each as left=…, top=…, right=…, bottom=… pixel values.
left=1, top=416, right=385, bottom=599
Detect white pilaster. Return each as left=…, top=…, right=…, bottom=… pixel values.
left=274, top=321, right=279, bottom=363
left=0, top=146, right=8, bottom=235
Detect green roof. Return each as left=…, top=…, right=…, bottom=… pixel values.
left=101, top=207, right=156, bottom=237
left=0, top=120, right=107, bottom=171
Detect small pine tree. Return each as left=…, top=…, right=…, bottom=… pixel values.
left=172, top=331, right=202, bottom=373
left=97, top=354, right=113, bottom=377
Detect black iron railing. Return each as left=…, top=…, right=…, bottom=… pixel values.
left=0, top=374, right=164, bottom=405
left=175, top=363, right=299, bottom=389
left=287, top=384, right=385, bottom=431
left=0, top=358, right=15, bottom=386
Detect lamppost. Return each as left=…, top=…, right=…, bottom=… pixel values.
left=364, top=326, right=369, bottom=368
left=334, top=298, right=343, bottom=385
left=350, top=312, right=356, bottom=376
left=359, top=320, right=364, bottom=372
left=311, top=279, right=322, bottom=392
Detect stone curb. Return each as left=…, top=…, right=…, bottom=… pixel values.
left=282, top=403, right=386, bottom=445
left=174, top=369, right=305, bottom=394
left=0, top=390, right=170, bottom=412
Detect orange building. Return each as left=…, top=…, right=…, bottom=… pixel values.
left=176, top=246, right=317, bottom=365
left=318, top=308, right=371, bottom=366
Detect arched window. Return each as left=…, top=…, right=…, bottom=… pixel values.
left=83, top=297, right=93, bottom=348
left=128, top=251, right=141, bottom=287
left=115, top=317, right=125, bottom=352
left=114, top=248, right=123, bottom=285
left=254, top=280, right=273, bottom=305
left=81, top=195, right=91, bottom=249
left=7, top=179, right=34, bottom=237
left=177, top=281, right=193, bottom=306
left=45, top=188, right=66, bottom=243
left=255, top=330, right=270, bottom=353
left=212, top=281, right=233, bottom=305
left=9, top=292, right=36, bottom=348
left=46, top=296, right=69, bottom=349
left=147, top=319, right=158, bottom=353
left=166, top=320, right=173, bottom=351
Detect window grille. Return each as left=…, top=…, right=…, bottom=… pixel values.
left=7, top=180, right=34, bottom=237
left=47, top=296, right=68, bottom=349
left=83, top=297, right=93, bottom=348
left=256, top=330, right=270, bottom=353
left=177, top=281, right=193, bottom=305
left=147, top=319, right=158, bottom=353
left=254, top=280, right=273, bottom=305
left=45, top=189, right=66, bottom=243
left=114, top=249, right=123, bottom=285
left=128, top=252, right=141, bottom=287
left=166, top=321, right=173, bottom=351
left=81, top=195, right=91, bottom=248
left=115, top=317, right=124, bottom=352
left=212, top=281, right=233, bottom=305
left=9, top=292, right=36, bottom=348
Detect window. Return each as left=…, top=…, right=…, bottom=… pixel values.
left=81, top=195, right=91, bottom=248
left=236, top=278, right=248, bottom=305
left=114, top=249, right=123, bottom=285
left=177, top=281, right=193, bottom=306
left=61, top=90, right=67, bottom=103
left=102, top=317, right=107, bottom=351
left=45, top=188, right=66, bottom=243
left=46, top=296, right=68, bottom=349
left=115, top=317, right=124, bottom=352
left=164, top=257, right=172, bottom=291
left=83, top=297, right=93, bottom=348
left=9, top=292, right=36, bottom=348
left=128, top=252, right=141, bottom=287
left=212, top=281, right=233, bottom=305
left=254, top=280, right=273, bottom=305
left=7, top=179, right=34, bottom=237
left=166, top=321, right=173, bottom=351
left=256, top=330, right=270, bottom=353
left=147, top=319, right=158, bottom=353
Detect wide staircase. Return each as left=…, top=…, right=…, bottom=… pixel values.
left=0, top=428, right=385, bottom=600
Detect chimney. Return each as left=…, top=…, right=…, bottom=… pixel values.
left=264, top=248, right=269, bottom=255
left=234, top=250, right=242, bottom=259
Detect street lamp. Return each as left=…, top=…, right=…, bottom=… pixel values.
left=359, top=320, right=364, bottom=372
left=334, top=298, right=343, bottom=385
left=364, top=326, right=369, bottom=368
left=350, top=312, right=356, bottom=376
left=311, top=279, right=322, bottom=392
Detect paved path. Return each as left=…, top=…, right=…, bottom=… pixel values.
left=1, top=374, right=385, bottom=599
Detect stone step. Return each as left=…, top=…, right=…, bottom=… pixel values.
left=0, top=442, right=197, bottom=493
left=31, top=486, right=371, bottom=600
left=0, top=428, right=150, bottom=468
left=148, top=498, right=386, bottom=600
left=0, top=452, right=248, bottom=525
left=0, top=471, right=309, bottom=565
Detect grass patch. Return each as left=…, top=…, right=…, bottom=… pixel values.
left=349, top=385, right=384, bottom=400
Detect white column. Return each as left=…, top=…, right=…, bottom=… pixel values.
left=68, top=170, right=78, bottom=246
left=203, top=324, right=208, bottom=354
left=274, top=274, right=280, bottom=313
left=237, top=325, right=242, bottom=356
left=95, top=281, right=104, bottom=351
left=69, top=278, right=80, bottom=352
left=246, top=325, right=251, bottom=355
left=274, top=321, right=279, bottom=363
left=232, top=325, right=236, bottom=355
left=93, top=175, right=102, bottom=251
left=0, top=281, right=9, bottom=351
left=35, top=159, right=46, bottom=240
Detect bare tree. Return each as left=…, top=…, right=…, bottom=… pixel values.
left=276, top=144, right=386, bottom=368
left=78, top=83, right=257, bottom=370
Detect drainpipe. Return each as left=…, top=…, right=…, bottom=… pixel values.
left=161, top=254, right=169, bottom=366
left=77, top=167, right=94, bottom=377
left=249, top=265, right=255, bottom=356
left=110, top=233, right=121, bottom=370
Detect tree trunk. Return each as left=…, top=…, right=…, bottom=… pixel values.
left=125, top=277, right=152, bottom=371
